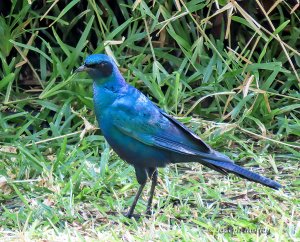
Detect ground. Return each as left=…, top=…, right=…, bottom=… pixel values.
left=0, top=0, right=299, bottom=241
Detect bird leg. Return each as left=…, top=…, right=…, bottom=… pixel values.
left=124, top=183, right=146, bottom=218
left=146, top=169, right=158, bottom=216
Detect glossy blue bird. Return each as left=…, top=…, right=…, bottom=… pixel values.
left=76, top=54, right=281, bottom=218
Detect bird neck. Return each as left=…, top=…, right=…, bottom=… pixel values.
left=93, top=69, right=126, bottom=91
left=92, top=70, right=127, bottom=116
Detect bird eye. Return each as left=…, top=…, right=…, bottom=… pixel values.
left=98, top=61, right=113, bottom=77
left=84, top=61, right=113, bottom=77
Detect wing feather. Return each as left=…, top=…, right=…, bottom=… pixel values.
left=111, top=95, right=231, bottom=163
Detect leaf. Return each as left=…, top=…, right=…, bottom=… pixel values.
left=49, top=0, right=80, bottom=27
left=0, top=73, right=14, bottom=91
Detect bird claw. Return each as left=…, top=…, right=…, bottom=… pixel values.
left=123, top=212, right=141, bottom=220
left=145, top=209, right=153, bottom=217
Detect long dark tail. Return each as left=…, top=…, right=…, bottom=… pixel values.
left=200, top=154, right=281, bottom=190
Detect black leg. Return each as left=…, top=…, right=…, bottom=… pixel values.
left=146, top=168, right=158, bottom=215
left=124, top=183, right=146, bottom=218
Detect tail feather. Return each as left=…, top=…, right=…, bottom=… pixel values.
left=202, top=158, right=281, bottom=190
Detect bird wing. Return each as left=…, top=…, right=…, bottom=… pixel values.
left=158, top=109, right=212, bottom=153
left=111, top=94, right=231, bottom=163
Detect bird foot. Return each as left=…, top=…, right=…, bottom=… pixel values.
left=145, top=209, right=153, bottom=218
left=122, top=212, right=141, bottom=220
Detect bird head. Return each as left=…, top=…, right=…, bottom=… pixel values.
left=76, top=54, right=116, bottom=80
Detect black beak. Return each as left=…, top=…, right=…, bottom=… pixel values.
left=75, top=65, right=88, bottom=73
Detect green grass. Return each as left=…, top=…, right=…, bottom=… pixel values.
left=0, top=0, right=300, bottom=241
